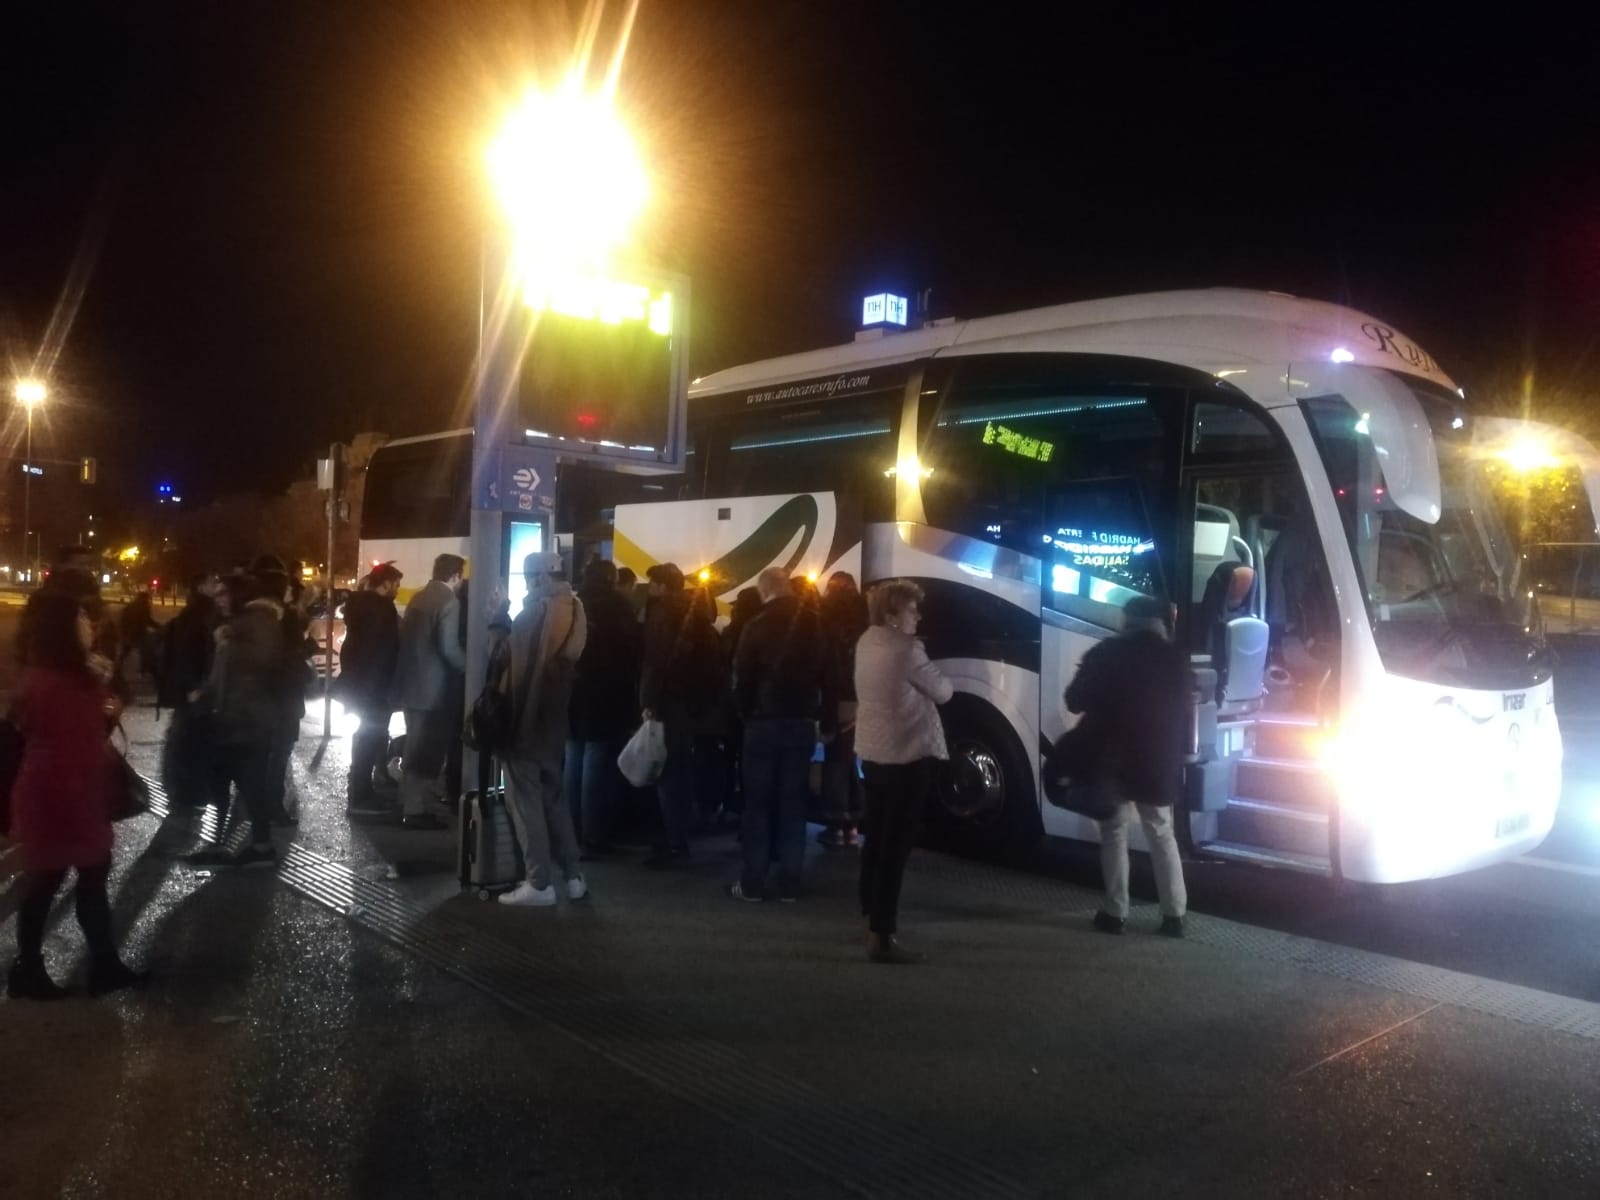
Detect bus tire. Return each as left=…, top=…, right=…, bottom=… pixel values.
left=927, top=695, right=1042, bottom=859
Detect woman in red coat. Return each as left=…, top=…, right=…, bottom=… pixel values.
left=7, top=591, right=145, bottom=1000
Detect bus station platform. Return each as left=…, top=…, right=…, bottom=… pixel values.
left=4, top=705, right=1600, bottom=1197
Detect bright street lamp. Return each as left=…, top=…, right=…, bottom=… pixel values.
left=12, top=378, right=47, bottom=584
left=488, top=75, right=648, bottom=278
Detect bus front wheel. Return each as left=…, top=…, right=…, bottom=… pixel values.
left=926, top=696, right=1041, bottom=859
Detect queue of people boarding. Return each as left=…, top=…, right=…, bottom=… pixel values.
left=336, top=547, right=1193, bottom=966
left=4, top=543, right=1193, bottom=999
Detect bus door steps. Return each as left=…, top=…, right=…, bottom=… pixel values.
left=1215, top=795, right=1330, bottom=860
left=1194, top=837, right=1332, bottom=877
left=1249, top=713, right=1326, bottom=762
left=1234, top=755, right=1335, bottom=812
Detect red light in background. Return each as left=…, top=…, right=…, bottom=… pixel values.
left=576, top=412, right=598, bottom=429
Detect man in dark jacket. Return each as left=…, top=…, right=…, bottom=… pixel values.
left=341, top=563, right=403, bottom=816
left=566, top=557, right=640, bottom=853
left=190, top=575, right=285, bottom=869
left=638, top=562, right=718, bottom=865
left=157, top=575, right=219, bottom=814
left=392, top=553, right=466, bottom=830
left=727, top=566, right=827, bottom=902
left=1063, top=594, right=1193, bottom=937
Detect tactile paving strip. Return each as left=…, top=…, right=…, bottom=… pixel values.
left=908, top=853, right=1600, bottom=1040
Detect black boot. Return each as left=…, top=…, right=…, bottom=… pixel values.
left=7, top=957, right=69, bottom=1001
left=87, top=957, right=149, bottom=998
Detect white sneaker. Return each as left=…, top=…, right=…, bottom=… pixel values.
left=567, top=875, right=589, bottom=902
left=498, top=881, right=556, bottom=907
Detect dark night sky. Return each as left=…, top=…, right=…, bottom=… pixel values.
left=3, top=2, right=1598, bottom=520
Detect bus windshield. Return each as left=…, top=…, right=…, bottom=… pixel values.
left=1303, top=379, right=1549, bottom=689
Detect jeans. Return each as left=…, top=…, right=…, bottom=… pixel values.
left=17, top=859, right=115, bottom=965
left=859, top=759, right=931, bottom=935
left=821, top=725, right=863, bottom=827
left=348, top=708, right=391, bottom=805
left=1097, top=800, right=1187, bottom=919
left=563, top=738, right=618, bottom=849
left=655, top=720, right=695, bottom=853
left=692, top=735, right=731, bottom=829
left=401, top=707, right=453, bottom=817
left=213, top=740, right=273, bottom=846
left=505, top=756, right=580, bottom=890
left=740, top=718, right=816, bottom=897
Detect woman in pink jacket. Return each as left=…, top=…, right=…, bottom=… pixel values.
left=7, top=591, right=144, bottom=1000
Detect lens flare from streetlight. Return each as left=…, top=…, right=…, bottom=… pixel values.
left=14, top=379, right=47, bottom=407
left=489, top=76, right=648, bottom=273
left=1499, top=437, right=1559, bottom=473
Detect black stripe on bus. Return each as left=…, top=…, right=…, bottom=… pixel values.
left=898, top=576, right=1041, bottom=675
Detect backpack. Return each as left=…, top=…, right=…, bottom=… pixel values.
left=466, top=633, right=538, bottom=754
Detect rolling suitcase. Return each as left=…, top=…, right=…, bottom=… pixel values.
left=459, top=753, right=524, bottom=899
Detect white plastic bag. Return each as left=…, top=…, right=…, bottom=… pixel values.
left=618, top=719, right=668, bottom=787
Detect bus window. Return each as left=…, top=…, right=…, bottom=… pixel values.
left=919, top=357, right=1184, bottom=583
left=705, top=393, right=900, bottom=517
left=362, top=435, right=472, bottom=541
left=1191, top=402, right=1281, bottom=458
left=1043, top=477, right=1167, bottom=628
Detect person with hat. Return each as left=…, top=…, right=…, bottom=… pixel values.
left=491, top=551, right=589, bottom=906
left=340, top=562, right=404, bottom=816
left=1062, top=594, right=1194, bottom=938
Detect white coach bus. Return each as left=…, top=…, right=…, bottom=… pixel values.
left=601, top=288, right=1597, bottom=884
left=358, top=429, right=474, bottom=606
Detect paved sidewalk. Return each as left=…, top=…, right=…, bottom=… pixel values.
left=3, top=703, right=1600, bottom=1197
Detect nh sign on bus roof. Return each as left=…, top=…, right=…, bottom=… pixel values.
left=862, top=293, right=908, bottom=328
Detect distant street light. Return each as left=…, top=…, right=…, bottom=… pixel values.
left=13, top=378, right=47, bottom=583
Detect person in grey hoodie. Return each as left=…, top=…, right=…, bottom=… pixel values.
left=491, top=551, right=589, bottom=908
left=853, top=579, right=953, bottom=964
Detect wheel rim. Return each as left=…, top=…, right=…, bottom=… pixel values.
left=941, top=739, right=1006, bottom=825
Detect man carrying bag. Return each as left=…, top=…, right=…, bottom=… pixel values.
left=1052, top=595, right=1193, bottom=938
left=490, top=552, right=589, bottom=908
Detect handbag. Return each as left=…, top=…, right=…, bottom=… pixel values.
left=1042, top=722, right=1121, bottom=820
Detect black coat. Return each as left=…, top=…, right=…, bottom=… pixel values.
left=569, top=584, right=641, bottom=741
left=734, top=595, right=827, bottom=723
left=339, top=589, right=400, bottom=714
left=1063, top=630, right=1193, bottom=806
left=156, top=599, right=217, bottom=710
left=640, top=591, right=720, bottom=724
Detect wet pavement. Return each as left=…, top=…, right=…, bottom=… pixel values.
left=4, top=700, right=1600, bottom=1197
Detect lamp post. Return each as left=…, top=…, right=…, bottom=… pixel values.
left=463, top=77, right=652, bottom=784
left=13, top=379, right=46, bottom=584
